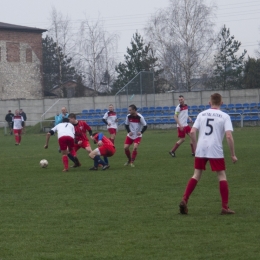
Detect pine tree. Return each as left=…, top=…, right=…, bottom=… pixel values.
left=112, top=32, right=162, bottom=93
left=42, top=36, right=78, bottom=96
left=243, top=57, right=260, bottom=89
left=212, top=25, right=247, bottom=90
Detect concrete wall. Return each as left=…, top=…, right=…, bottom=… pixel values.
left=0, top=88, right=259, bottom=126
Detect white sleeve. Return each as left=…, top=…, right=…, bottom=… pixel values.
left=140, top=116, right=147, bottom=126
left=51, top=125, right=58, bottom=133
left=193, top=115, right=200, bottom=130
left=175, top=106, right=180, bottom=115
left=224, top=116, right=233, bottom=132
left=125, top=115, right=129, bottom=125
left=103, top=112, right=108, bottom=120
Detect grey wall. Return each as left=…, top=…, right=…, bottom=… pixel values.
left=0, top=88, right=260, bottom=126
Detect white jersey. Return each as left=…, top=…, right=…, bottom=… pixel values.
left=12, top=115, right=24, bottom=130
left=175, top=104, right=189, bottom=127
left=103, top=111, right=118, bottom=129
left=51, top=122, right=75, bottom=139
left=193, top=108, right=233, bottom=158
left=125, top=113, right=147, bottom=139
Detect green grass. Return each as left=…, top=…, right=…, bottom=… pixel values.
left=0, top=127, right=259, bottom=259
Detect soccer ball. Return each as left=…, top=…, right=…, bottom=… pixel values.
left=40, top=159, right=48, bottom=168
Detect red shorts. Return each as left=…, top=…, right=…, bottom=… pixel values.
left=13, top=129, right=22, bottom=135
left=74, top=140, right=90, bottom=152
left=124, top=136, right=142, bottom=145
left=98, top=145, right=116, bottom=157
left=108, top=128, right=117, bottom=135
left=178, top=125, right=191, bottom=138
left=58, top=136, right=75, bottom=151
left=194, top=157, right=226, bottom=171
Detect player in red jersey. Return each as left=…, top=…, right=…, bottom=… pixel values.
left=12, top=109, right=24, bottom=145
left=89, top=132, right=116, bottom=170
left=124, top=104, right=147, bottom=167
left=169, top=95, right=194, bottom=157
left=68, top=113, right=93, bottom=167
left=44, top=118, right=76, bottom=172
left=102, top=104, right=118, bottom=144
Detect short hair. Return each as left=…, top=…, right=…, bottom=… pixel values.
left=210, top=93, right=222, bottom=106
left=108, top=104, right=114, bottom=107
left=179, top=95, right=184, bottom=98
left=68, top=113, right=76, bottom=119
left=62, top=118, right=69, bottom=123
left=129, top=104, right=137, bottom=111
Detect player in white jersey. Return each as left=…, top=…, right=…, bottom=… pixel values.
left=102, top=104, right=118, bottom=144
left=44, top=118, right=76, bottom=172
left=124, top=104, right=147, bottom=167
left=169, top=95, right=194, bottom=157
left=12, top=109, right=24, bottom=145
left=179, top=93, right=238, bottom=215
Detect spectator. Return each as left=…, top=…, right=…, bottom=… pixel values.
left=5, top=110, right=14, bottom=135
left=55, top=107, right=69, bottom=126
left=19, top=109, right=27, bottom=134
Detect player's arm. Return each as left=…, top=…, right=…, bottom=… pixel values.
left=97, top=132, right=104, bottom=146
left=102, top=119, right=108, bottom=125
left=190, top=127, right=198, bottom=151
left=225, top=130, right=237, bottom=163
left=174, top=112, right=182, bottom=127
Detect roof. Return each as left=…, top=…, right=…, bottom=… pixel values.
left=0, top=22, right=47, bottom=33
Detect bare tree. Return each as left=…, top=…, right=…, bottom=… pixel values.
left=145, top=0, right=215, bottom=91
left=76, top=19, right=118, bottom=93
left=48, top=7, right=75, bottom=96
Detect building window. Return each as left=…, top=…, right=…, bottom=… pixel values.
left=26, top=48, right=32, bottom=62
left=6, top=42, right=20, bottom=62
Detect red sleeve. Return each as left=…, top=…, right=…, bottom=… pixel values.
left=84, top=122, right=91, bottom=131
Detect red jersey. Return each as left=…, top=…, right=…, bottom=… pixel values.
left=73, top=120, right=91, bottom=142
left=93, top=133, right=114, bottom=147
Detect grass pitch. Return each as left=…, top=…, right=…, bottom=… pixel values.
left=0, top=127, right=259, bottom=259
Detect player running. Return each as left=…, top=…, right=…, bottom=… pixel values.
left=12, top=109, right=24, bottom=145
left=44, top=118, right=76, bottom=172
left=169, top=95, right=194, bottom=157
left=68, top=113, right=93, bottom=168
left=179, top=93, right=238, bottom=215
left=102, top=104, right=118, bottom=144
left=89, top=132, right=116, bottom=170
left=124, top=104, right=147, bottom=167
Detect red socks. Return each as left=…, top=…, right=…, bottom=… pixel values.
left=219, top=180, right=229, bottom=210
left=15, top=135, right=19, bottom=144
left=62, top=155, right=69, bottom=170
left=171, top=143, right=180, bottom=152
left=131, top=150, right=137, bottom=162
left=125, top=150, right=131, bottom=161
left=182, top=178, right=198, bottom=203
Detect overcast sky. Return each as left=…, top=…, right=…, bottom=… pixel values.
left=0, top=0, right=259, bottom=58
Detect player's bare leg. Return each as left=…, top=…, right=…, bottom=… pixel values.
left=169, top=138, right=185, bottom=157
left=110, top=133, right=116, bottom=144
left=187, top=133, right=195, bottom=156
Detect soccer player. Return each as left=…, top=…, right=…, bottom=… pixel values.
left=89, top=132, right=116, bottom=170
left=44, top=118, right=75, bottom=172
left=169, top=95, right=194, bottom=157
left=179, top=93, right=238, bottom=215
left=102, top=104, right=118, bottom=144
left=68, top=113, right=93, bottom=167
left=124, top=104, right=147, bottom=167
left=12, top=109, right=24, bottom=145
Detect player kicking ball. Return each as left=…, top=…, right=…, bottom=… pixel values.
left=89, top=132, right=116, bottom=171
left=44, top=118, right=76, bottom=172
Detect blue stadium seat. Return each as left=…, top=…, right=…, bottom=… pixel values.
left=115, top=108, right=121, bottom=113
left=154, top=118, right=162, bottom=124
left=169, top=118, right=176, bottom=124
left=190, top=105, right=198, bottom=111
left=163, top=106, right=169, bottom=111
left=243, top=115, right=251, bottom=121
left=257, top=102, right=260, bottom=109
left=221, top=104, right=227, bottom=109
left=95, top=109, right=101, bottom=114
left=162, top=118, right=169, bottom=124
left=249, top=103, right=257, bottom=109
left=142, top=107, right=149, bottom=112
left=102, top=109, right=107, bottom=114
left=191, top=111, right=198, bottom=116
left=155, top=106, right=163, bottom=112
left=234, top=116, right=242, bottom=122
left=149, top=106, right=155, bottom=112
left=121, top=108, right=128, bottom=113
left=82, top=109, right=88, bottom=114
left=147, top=119, right=154, bottom=124
left=235, top=103, right=243, bottom=110
left=236, top=110, right=243, bottom=114
left=198, top=105, right=205, bottom=111
left=251, top=115, right=259, bottom=121
left=205, top=105, right=210, bottom=109
left=228, top=110, right=236, bottom=114
left=227, top=104, right=235, bottom=110
left=170, top=106, right=176, bottom=111
left=89, top=109, right=95, bottom=114
left=221, top=109, right=228, bottom=113
left=230, top=116, right=236, bottom=121
left=243, top=110, right=251, bottom=114
left=243, top=103, right=250, bottom=109
left=251, top=109, right=259, bottom=114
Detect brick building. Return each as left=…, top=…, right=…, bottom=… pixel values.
left=0, top=22, right=47, bottom=100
